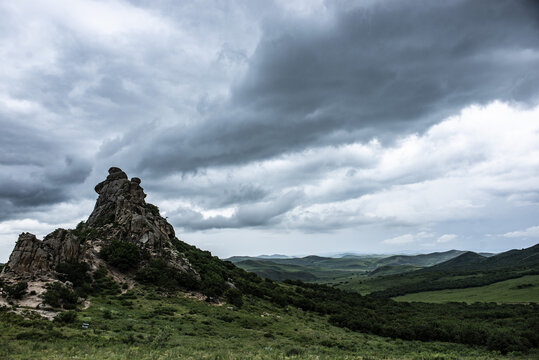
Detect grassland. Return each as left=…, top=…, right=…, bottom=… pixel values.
left=393, top=275, right=539, bottom=304
left=0, top=286, right=534, bottom=360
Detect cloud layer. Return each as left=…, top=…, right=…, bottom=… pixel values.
left=1, top=0, right=539, bottom=259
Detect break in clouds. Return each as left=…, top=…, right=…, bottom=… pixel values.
left=1, top=0, right=539, bottom=259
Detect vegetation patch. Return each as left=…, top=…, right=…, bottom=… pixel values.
left=100, top=239, right=141, bottom=271
left=42, top=283, right=78, bottom=309
left=3, top=281, right=28, bottom=300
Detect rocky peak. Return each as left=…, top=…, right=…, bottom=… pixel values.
left=1, top=167, right=195, bottom=286
left=87, top=167, right=146, bottom=227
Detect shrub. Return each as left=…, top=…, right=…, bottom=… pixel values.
left=100, top=239, right=141, bottom=271
left=71, top=221, right=98, bottom=243
left=4, top=282, right=28, bottom=300
left=91, top=266, right=120, bottom=295
left=54, top=311, right=77, bottom=324
left=103, top=310, right=113, bottom=319
left=144, top=203, right=161, bottom=217
left=56, top=261, right=90, bottom=287
left=42, top=283, right=78, bottom=309
left=136, top=258, right=200, bottom=290
left=224, top=288, right=243, bottom=308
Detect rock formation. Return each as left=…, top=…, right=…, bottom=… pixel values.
left=1, top=167, right=196, bottom=297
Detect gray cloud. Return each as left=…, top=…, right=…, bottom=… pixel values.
left=134, top=0, right=539, bottom=175
left=1, top=0, right=539, bottom=259
left=171, top=190, right=303, bottom=231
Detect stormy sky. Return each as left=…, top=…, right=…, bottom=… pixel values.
left=1, top=0, right=539, bottom=261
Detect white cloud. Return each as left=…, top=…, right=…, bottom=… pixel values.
left=436, top=234, right=457, bottom=243
left=383, top=232, right=433, bottom=245
left=502, top=226, right=539, bottom=238
left=163, top=101, right=539, bottom=233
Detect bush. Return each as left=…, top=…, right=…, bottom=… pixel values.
left=4, top=282, right=28, bottom=300
left=56, top=261, right=90, bottom=287
left=91, top=266, right=120, bottom=295
left=144, top=203, right=161, bottom=217
left=136, top=258, right=200, bottom=290
left=224, top=288, right=243, bottom=308
left=42, top=283, right=78, bottom=309
left=100, top=239, right=141, bottom=271
left=54, top=311, right=77, bottom=324
left=71, top=221, right=98, bottom=243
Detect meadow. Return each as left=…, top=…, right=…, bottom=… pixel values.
left=393, top=275, right=539, bottom=304
left=1, top=286, right=535, bottom=360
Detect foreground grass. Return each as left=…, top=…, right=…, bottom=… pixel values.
left=393, top=275, right=539, bottom=304
left=1, top=287, right=536, bottom=360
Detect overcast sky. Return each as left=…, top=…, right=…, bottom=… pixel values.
left=1, top=0, right=539, bottom=261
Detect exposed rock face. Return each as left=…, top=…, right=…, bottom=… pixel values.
left=3, top=231, right=80, bottom=276
left=1, top=167, right=195, bottom=283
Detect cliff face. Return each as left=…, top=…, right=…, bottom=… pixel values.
left=1, top=167, right=195, bottom=283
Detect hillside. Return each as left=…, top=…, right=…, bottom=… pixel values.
left=348, top=245, right=539, bottom=298
left=0, top=168, right=537, bottom=357
left=228, top=250, right=469, bottom=282
left=429, top=251, right=486, bottom=271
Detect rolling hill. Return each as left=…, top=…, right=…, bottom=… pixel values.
left=227, top=249, right=472, bottom=282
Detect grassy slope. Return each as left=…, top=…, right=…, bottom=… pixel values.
left=393, top=275, right=539, bottom=304
left=333, top=244, right=539, bottom=297
left=0, top=286, right=531, bottom=360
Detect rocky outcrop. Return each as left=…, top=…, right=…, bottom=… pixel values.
left=1, top=167, right=196, bottom=283
left=3, top=231, right=80, bottom=277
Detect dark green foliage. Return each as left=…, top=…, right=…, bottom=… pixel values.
left=15, top=330, right=64, bottom=341
left=42, top=283, right=78, bottom=309
left=70, top=221, right=98, bottom=243
left=369, top=244, right=539, bottom=298
left=172, top=239, right=248, bottom=298
left=144, top=203, right=161, bottom=217
left=136, top=258, right=200, bottom=290
left=224, top=288, right=243, bottom=308
left=91, top=266, right=120, bottom=295
left=4, top=281, right=28, bottom=300
left=56, top=261, right=90, bottom=287
left=100, top=239, right=141, bottom=271
left=286, top=347, right=304, bottom=356
left=103, top=309, right=113, bottom=319
left=54, top=311, right=77, bottom=324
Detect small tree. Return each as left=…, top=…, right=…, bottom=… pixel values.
left=4, top=281, right=28, bottom=300
left=100, top=239, right=141, bottom=271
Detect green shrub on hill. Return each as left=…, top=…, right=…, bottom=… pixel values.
left=100, top=239, right=141, bottom=271
left=3, top=281, right=28, bottom=300
left=136, top=258, right=199, bottom=290
left=56, top=261, right=91, bottom=287
left=43, top=283, right=78, bottom=309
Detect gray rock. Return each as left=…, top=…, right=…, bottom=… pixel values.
left=1, top=167, right=197, bottom=285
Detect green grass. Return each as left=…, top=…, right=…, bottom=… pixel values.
left=0, top=286, right=532, bottom=360
left=393, top=275, right=539, bottom=304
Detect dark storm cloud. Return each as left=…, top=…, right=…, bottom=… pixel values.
left=0, top=118, right=92, bottom=220
left=170, top=190, right=303, bottom=231
left=134, top=0, right=539, bottom=175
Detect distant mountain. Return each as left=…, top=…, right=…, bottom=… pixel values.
left=366, top=243, right=539, bottom=298
left=229, top=249, right=472, bottom=282
left=258, top=254, right=292, bottom=259
left=368, top=264, right=423, bottom=277
left=373, top=250, right=466, bottom=268
left=428, top=244, right=539, bottom=273
left=236, top=259, right=319, bottom=282
left=429, top=251, right=486, bottom=271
